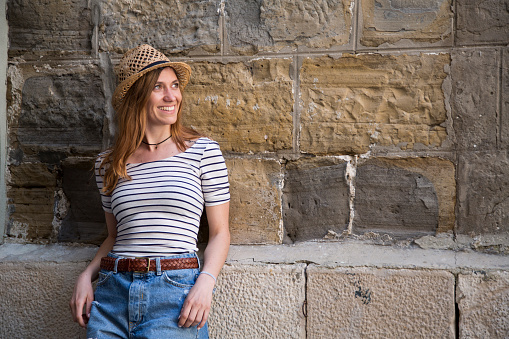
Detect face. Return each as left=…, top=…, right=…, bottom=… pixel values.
left=145, top=67, right=182, bottom=128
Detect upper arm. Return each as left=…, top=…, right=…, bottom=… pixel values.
left=205, top=202, right=230, bottom=237
left=104, top=212, right=118, bottom=238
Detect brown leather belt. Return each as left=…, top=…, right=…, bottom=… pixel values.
left=100, top=256, right=199, bottom=273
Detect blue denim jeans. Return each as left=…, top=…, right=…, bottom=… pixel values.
left=86, top=252, right=208, bottom=339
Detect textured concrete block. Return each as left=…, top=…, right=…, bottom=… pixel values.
left=227, top=158, right=283, bottom=244
left=354, top=157, right=456, bottom=236
left=226, top=0, right=353, bottom=53
left=99, top=0, right=220, bottom=54
left=283, top=158, right=349, bottom=242
left=307, top=266, right=455, bottom=338
left=0, top=261, right=88, bottom=339
left=457, top=151, right=509, bottom=236
left=209, top=264, right=306, bottom=339
left=57, top=158, right=107, bottom=245
left=300, top=54, right=450, bottom=154
left=6, top=163, right=57, bottom=241
left=360, top=0, right=453, bottom=47
left=7, top=0, right=92, bottom=53
left=451, top=49, right=499, bottom=151
left=15, top=74, right=105, bottom=152
left=184, top=59, right=293, bottom=152
left=456, top=0, right=509, bottom=45
left=457, top=271, right=509, bottom=338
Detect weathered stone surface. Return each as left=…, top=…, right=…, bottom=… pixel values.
left=57, top=158, right=106, bottom=245
left=14, top=74, right=105, bottom=153
left=99, top=0, right=220, bottom=54
left=0, top=261, right=87, bottom=338
left=283, top=158, right=349, bottom=242
left=7, top=0, right=92, bottom=53
left=355, top=160, right=438, bottom=237
left=360, top=0, right=453, bottom=47
left=452, top=49, right=499, bottom=151
left=457, top=271, right=509, bottom=338
left=209, top=264, right=306, bottom=339
left=226, top=0, right=353, bottom=53
left=457, top=151, right=509, bottom=236
left=307, top=266, right=455, bottom=338
left=354, top=157, right=455, bottom=236
left=184, top=59, right=293, bottom=153
left=456, top=0, right=509, bottom=45
left=6, top=163, right=57, bottom=241
left=300, top=54, right=450, bottom=154
left=502, top=49, right=509, bottom=148
left=226, top=158, right=283, bottom=244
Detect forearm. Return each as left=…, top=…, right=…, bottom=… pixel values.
left=81, top=234, right=116, bottom=281
left=201, top=229, right=230, bottom=279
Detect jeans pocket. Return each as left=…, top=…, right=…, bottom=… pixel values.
left=96, top=270, right=114, bottom=287
left=162, top=269, right=198, bottom=288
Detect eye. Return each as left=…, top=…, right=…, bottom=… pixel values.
left=172, top=82, right=180, bottom=89
left=154, top=84, right=161, bottom=90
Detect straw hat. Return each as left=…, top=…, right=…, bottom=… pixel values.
left=112, top=44, right=192, bottom=110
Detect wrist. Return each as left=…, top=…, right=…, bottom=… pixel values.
left=199, top=271, right=217, bottom=284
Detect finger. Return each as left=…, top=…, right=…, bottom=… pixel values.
left=197, top=309, right=210, bottom=329
left=178, top=304, right=190, bottom=328
left=183, top=307, right=199, bottom=328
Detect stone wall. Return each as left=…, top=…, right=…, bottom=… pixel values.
left=2, top=0, right=509, bottom=338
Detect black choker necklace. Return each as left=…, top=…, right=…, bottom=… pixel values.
left=142, top=134, right=172, bottom=149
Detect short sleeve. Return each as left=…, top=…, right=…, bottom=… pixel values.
left=200, top=140, right=230, bottom=206
left=95, top=154, right=113, bottom=213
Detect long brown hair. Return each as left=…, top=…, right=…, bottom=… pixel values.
left=100, top=67, right=203, bottom=194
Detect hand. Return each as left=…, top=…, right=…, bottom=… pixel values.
left=178, top=273, right=216, bottom=329
left=69, top=272, right=94, bottom=328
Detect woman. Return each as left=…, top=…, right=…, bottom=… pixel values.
left=70, top=44, right=230, bottom=338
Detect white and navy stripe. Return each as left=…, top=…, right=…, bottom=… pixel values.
left=95, top=137, right=230, bottom=257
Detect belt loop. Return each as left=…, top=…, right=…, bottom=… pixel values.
left=156, top=258, right=162, bottom=275
left=114, top=257, right=121, bottom=274
left=196, top=252, right=201, bottom=270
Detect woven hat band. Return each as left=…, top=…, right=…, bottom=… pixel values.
left=140, top=60, right=168, bottom=72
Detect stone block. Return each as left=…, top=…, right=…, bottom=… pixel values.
left=184, top=59, right=293, bottom=153
left=451, top=49, right=499, bottom=151
left=354, top=157, right=456, bottom=236
left=457, top=271, right=509, bottom=338
left=226, top=0, right=353, bottom=54
left=300, top=54, right=450, bottom=154
left=456, top=0, right=509, bottom=45
left=57, top=158, right=107, bottom=245
left=307, top=266, right=455, bottom=338
left=283, top=158, right=349, bottom=242
left=502, top=49, right=509, bottom=148
left=6, top=163, right=57, bottom=241
left=360, top=0, right=453, bottom=47
left=14, top=73, right=105, bottom=154
left=209, top=264, right=306, bottom=339
left=99, top=0, right=220, bottom=54
left=7, top=0, right=92, bottom=53
left=0, top=261, right=88, bottom=338
left=457, top=151, right=509, bottom=236
left=226, top=158, right=283, bottom=244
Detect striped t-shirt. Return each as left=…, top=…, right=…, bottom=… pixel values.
left=95, top=137, right=230, bottom=257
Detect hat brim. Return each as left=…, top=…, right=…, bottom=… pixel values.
left=112, top=61, right=191, bottom=111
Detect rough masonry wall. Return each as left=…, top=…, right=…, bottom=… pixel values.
left=3, top=0, right=509, bottom=338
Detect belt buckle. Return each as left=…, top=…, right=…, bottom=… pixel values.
left=134, top=257, right=151, bottom=273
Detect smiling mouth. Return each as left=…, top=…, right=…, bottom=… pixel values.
left=159, top=106, right=175, bottom=112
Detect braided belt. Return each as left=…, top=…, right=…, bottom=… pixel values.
left=100, top=256, right=199, bottom=273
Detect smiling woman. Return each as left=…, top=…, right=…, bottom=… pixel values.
left=69, top=45, right=230, bottom=339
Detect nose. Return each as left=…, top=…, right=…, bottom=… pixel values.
left=164, top=88, right=176, bottom=101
